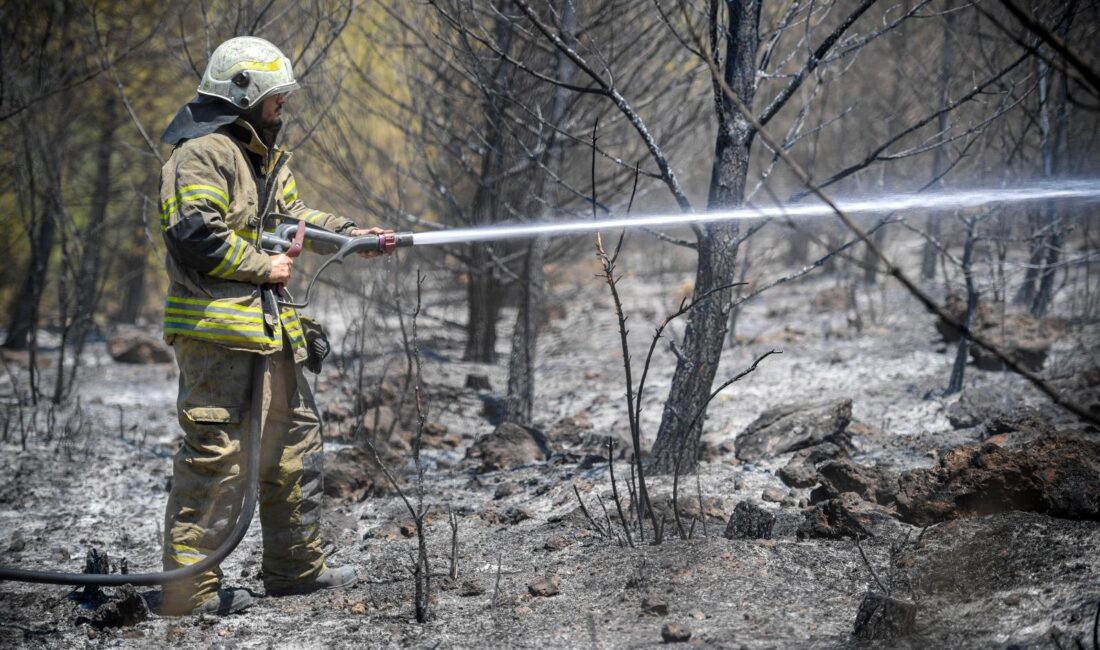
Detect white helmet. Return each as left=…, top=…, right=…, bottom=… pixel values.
left=198, top=37, right=299, bottom=110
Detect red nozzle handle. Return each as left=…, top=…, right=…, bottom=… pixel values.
left=380, top=229, right=396, bottom=254
left=287, top=220, right=307, bottom=258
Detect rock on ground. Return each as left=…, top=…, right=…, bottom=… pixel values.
left=798, top=492, right=904, bottom=539
left=528, top=575, right=560, bottom=597
left=777, top=441, right=846, bottom=488
left=724, top=501, right=776, bottom=540
left=798, top=436, right=1100, bottom=530
left=945, top=387, right=1012, bottom=429
left=324, top=446, right=388, bottom=500
left=809, top=459, right=895, bottom=506
left=735, top=399, right=852, bottom=462
left=661, top=622, right=692, bottom=643
left=106, top=331, right=173, bottom=364
left=852, top=591, right=916, bottom=641
left=936, top=299, right=1054, bottom=372
left=465, top=422, right=551, bottom=472
left=969, top=312, right=1053, bottom=372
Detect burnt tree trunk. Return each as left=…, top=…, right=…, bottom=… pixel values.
left=55, top=94, right=118, bottom=402
left=4, top=125, right=58, bottom=353
left=114, top=218, right=150, bottom=324
left=503, top=0, right=576, bottom=426
left=3, top=208, right=55, bottom=351
left=921, top=9, right=953, bottom=280
left=504, top=238, right=546, bottom=425
left=463, top=243, right=503, bottom=363
left=462, top=3, right=514, bottom=363
left=3, top=3, right=74, bottom=355
left=650, top=0, right=761, bottom=474
left=1031, top=51, right=1069, bottom=317
left=1018, top=6, right=1073, bottom=315
left=946, top=217, right=977, bottom=395
left=114, top=165, right=156, bottom=324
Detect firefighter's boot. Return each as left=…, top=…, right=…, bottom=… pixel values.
left=192, top=588, right=254, bottom=615
left=267, top=566, right=358, bottom=597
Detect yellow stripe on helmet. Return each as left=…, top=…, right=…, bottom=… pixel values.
left=218, top=56, right=284, bottom=79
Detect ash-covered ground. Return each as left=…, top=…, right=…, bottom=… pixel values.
left=1, top=242, right=1098, bottom=649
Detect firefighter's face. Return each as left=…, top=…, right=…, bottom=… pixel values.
left=261, top=94, right=287, bottom=127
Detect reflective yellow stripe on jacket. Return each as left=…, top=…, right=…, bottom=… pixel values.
left=298, top=209, right=329, bottom=226
left=233, top=226, right=278, bottom=245
left=207, top=234, right=252, bottom=280
left=161, top=184, right=230, bottom=231
left=282, top=178, right=299, bottom=203
left=164, top=296, right=305, bottom=351
left=281, top=308, right=306, bottom=351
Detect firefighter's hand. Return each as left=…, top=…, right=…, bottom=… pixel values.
left=349, top=227, right=388, bottom=259
left=268, top=253, right=294, bottom=283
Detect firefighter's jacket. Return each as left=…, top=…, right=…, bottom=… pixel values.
left=159, top=119, right=355, bottom=360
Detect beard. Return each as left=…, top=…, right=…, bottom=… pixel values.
left=243, top=106, right=282, bottom=149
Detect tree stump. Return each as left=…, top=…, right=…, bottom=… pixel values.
left=724, top=501, right=775, bottom=540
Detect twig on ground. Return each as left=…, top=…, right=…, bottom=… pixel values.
left=490, top=552, right=503, bottom=612
left=448, top=506, right=459, bottom=581
left=856, top=535, right=888, bottom=594
left=573, top=485, right=609, bottom=538
left=672, top=448, right=686, bottom=540
left=607, top=438, right=634, bottom=547
left=696, top=474, right=708, bottom=538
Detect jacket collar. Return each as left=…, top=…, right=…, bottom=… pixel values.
left=226, top=118, right=289, bottom=175
left=160, top=95, right=240, bottom=146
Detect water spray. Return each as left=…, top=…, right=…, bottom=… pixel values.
left=263, top=179, right=1100, bottom=308
left=409, top=179, right=1100, bottom=247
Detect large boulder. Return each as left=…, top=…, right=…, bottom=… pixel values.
left=736, top=399, right=852, bottom=462
left=106, top=331, right=173, bottom=364
left=894, top=437, right=1100, bottom=526
left=465, top=422, right=551, bottom=472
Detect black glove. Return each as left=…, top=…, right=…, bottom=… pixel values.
left=299, top=316, right=330, bottom=374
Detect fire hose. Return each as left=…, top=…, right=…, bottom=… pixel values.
left=0, top=356, right=266, bottom=586
left=0, top=219, right=412, bottom=586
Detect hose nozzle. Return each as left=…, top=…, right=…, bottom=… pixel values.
left=376, top=230, right=415, bottom=254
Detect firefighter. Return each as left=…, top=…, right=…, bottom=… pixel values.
left=157, top=36, right=376, bottom=615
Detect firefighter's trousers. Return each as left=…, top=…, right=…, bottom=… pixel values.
left=161, top=336, right=325, bottom=614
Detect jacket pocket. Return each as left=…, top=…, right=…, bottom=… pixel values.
left=185, top=406, right=241, bottom=425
